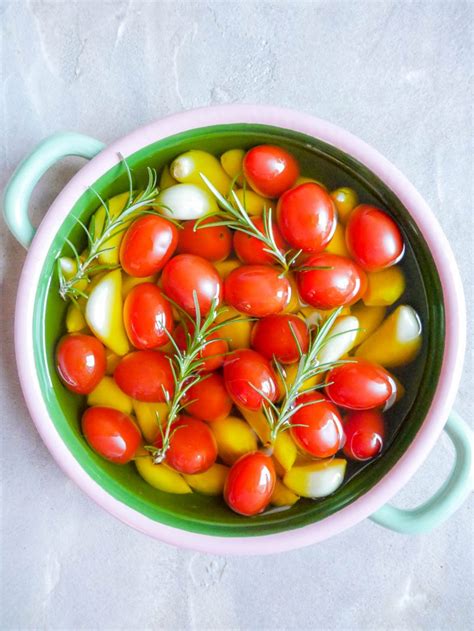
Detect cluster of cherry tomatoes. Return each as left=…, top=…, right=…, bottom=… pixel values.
left=56, top=143, right=410, bottom=517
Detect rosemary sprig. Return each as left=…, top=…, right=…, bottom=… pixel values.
left=197, top=174, right=302, bottom=273
left=58, top=164, right=162, bottom=302
left=146, top=292, right=242, bottom=463
left=256, top=307, right=349, bottom=445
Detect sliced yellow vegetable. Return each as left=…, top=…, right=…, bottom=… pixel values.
left=232, top=188, right=272, bottom=216
left=121, top=273, right=157, bottom=299
left=133, top=401, right=168, bottom=443
left=356, top=305, right=422, bottom=368
left=363, top=266, right=406, bottom=307
left=284, top=459, right=347, bottom=498
left=283, top=363, right=319, bottom=393
left=270, top=479, right=300, bottom=507
left=220, top=149, right=245, bottom=185
left=214, top=259, right=241, bottom=279
left=135, top=457, right=192, bottom=494
left=183, top=464, right=229, bottom=495
left=215, top=306, right=252, bottom=350
left=238, top=406, right=270, bottom=444
left=391, top=375, right=406, bottom=402
left=295, top=176, right=327, bottom=190
left=350, top=303, right=387, bottom=347
left=157, top=183, right=218, bottom=220
left=171, top=150, right=231, bottom=196
left=85, top=269, right=129, bottom=356
left=105, top=350, right=121, bottom=375
left=209, top=415, right=258, bottom=466
left=325, top=222, right=350, bottom=257
left=159, top=164, right=178, bottom=189
left=330, top=187, right=358, bottom=223
left=65, top=302, right=87, bottom=332
left=89, top=192, right=131, bottom=266
left=273, top=432, right=297, bottom=473
left=283, top=273, right=302, bottom=314
left=87, top=376, right=133, bottom=414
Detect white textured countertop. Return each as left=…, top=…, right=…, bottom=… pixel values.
left=1, top=1, right=472, bottom=629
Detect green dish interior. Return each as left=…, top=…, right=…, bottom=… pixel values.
left=34, top=124, right=444, bottom=536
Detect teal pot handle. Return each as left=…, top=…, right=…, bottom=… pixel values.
left=3, top=132, right=105, bottom=249
left=370, top=411, right=473, bottom=534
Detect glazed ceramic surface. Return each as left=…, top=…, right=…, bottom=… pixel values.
left=5, top=106, right=471, bottom=554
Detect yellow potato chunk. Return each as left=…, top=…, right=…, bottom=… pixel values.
left=87, top=376, right=133, bottom=415
left=363, top=266, right=406, bottom=306
left=135, top=457, right=192, bottom=494
left=355, top=305, right=422, bottom=368
left=210, top=416, right=258, bottom=466
left=183, top=464, right=229, bottom=495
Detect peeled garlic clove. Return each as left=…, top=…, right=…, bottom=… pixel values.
left=85, top=269, right=129, bottom=356
left=183, top=463, right=229, bottom=496
left=356, top=305, right=422, bottom=368
left=135, top=457, right=192, bottom=494
left=171, top=150, right=231, bottom=196
left=284, top=459, right=347, bottom=498
left=317, top=315, right=359, bottom=365
left=157, top=183, right=218, bottom=220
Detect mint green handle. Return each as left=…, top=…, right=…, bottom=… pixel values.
left=370, top=411, right=473, bottom=534
left=3, top=132, right=105, bottom=249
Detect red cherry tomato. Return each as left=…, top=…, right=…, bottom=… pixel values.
left=120, top=215, right=178, bottom=277
left=155, top=415, right=217, bottom=474
left=297, top=252, right=367, bottom=309
left=346, top=205, right=405, bottom=271
left=251, top=314, right=309, bottom=364
left=114, top=350, right=174, bottom=402
left=224, top=265, right=291, bottom=317
left=177, top=217, right=232, bottom=262
left=343, top=409, right=385, bottom=461
left=290, top=392, right=344, bottom=458
left=325, top=359, right=396, bottom=410
left=243, top=145, right=299, bottom=198
left=82, top=406, right=142, bottom=464
left=174, top=323, right=228, bottom=372
left=223, top=349, right=279, bottom=411
left=123, top=283, right=173, bottom=349
left=184, top=373, right=233, bottom=422
left=56, top=334, right=106, bottom=394
left=277, top=183, right=336, bottom=252
left=161, top=254, right=222, bottom=316
left=224, top=452, right=276, bottom=516
left=233, top=217, right=287, bottom=265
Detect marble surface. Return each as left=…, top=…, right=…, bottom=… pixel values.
left=1, top=1, right=473, bottom=629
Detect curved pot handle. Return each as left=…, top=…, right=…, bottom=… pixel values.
left=370, top=410, right=473, bottom=534
left=3, top=132, right=105, bottom=249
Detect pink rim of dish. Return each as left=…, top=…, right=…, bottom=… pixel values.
left=14, top=105, right=466, bottom=555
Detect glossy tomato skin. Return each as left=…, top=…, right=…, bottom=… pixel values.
left=157, top=416, right=217, bottom=474
left=177, top=217, right=232, bottom=262
left=343, top=409, right=385, bottom=461
left=346, top=205, right=405, bottom=271
left=243, top=145, right=299, bottom=198
left=277, top=183, right=336, bottom=252
left=124, top=283, right=173, bottom=349
left=114, top=350, right=174, bottom=402
left=224, top=452, right=276, bottom=516
left=56, top=334, right=106, bottom=394
left=224, top=349, right=279, bottom=411
left=325, top=359, right=396, bottom=410
left=184, top=373, right=233, bottom=422
left=174, top=324, right=228, bottom=372
left=82, top=406, right=141, bottom=464
left=233, top=217, right=286, bottom=265
left=297, top=252, right=367, bottom=309
left=290, top=392, right=344, bottom=458
left=224, top=265, right=291, bottom=317
left=161, top=254, right=222, bottom=316
left=120, top=215, right=178, bottom=277
left=251, top=314, right=309, bottom=364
